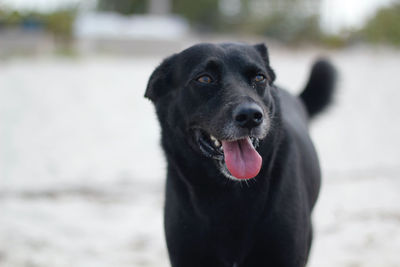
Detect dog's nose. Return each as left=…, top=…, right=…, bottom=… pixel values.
left=233, top=102, right=263, bottom=129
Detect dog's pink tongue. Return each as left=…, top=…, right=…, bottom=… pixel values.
left=221, top=138, right=262, bottom=179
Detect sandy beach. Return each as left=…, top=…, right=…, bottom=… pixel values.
left=1, top=46, right=399, bottom=267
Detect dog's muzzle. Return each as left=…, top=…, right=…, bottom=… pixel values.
left=233, top=102, right=264, bottom=130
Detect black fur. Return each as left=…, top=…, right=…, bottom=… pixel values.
left=300, top=59, right=336, bottom=118
left=145, top=43, right=336, bottom=267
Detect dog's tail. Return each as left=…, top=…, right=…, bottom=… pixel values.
left=299, top=59, right=337, bottom=118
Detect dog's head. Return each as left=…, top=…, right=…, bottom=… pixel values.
left=145, top=43, right=277, bottom=180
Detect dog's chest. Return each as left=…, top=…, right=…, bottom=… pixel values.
left=199, top=193, right=262, bottom=264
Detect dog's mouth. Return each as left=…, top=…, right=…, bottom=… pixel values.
left=194, top=129, right=262, bottom=180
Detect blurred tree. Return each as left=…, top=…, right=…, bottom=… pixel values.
left=172, top=0, right=220, bottom=30
left=94, top=0, right=326, bottom=43
left=2, top=10, right=23, bottom=26
left=360, top=1, right=400, bottom=46
left=96, top=0, right=221, bottom=30
left=97, top=0, right=147, bottom=15
left=0, top=8, right=76, bottom=43
left=45, top=9, right=77, bottom=41
left=241, top=0, right=323, bottom=43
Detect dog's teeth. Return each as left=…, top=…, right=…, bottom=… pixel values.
left=210, top=135, right=221, bottom=147
left=214, top=140, right=221, bottom=147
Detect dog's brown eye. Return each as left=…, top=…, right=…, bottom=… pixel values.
left=197, top=75, right=213, bottom=84
left=254, top=74, right=265, bottom=82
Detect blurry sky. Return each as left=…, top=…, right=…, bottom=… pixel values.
left=320, top=0, right=396, bottom=33
left=0, top=0, right=397, bottom=33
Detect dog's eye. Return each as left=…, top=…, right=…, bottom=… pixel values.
left=254, top=74, right=266, bottom=83
left=197, top=75, right=213, bottom=84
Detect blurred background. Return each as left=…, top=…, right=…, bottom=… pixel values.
left=1, top=0, right=400, bottom=266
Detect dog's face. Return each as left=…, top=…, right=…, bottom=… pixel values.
left=145, top=43, right=277, bottom=180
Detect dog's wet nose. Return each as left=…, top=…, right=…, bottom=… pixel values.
left=233, top=102, right=263, bottom=129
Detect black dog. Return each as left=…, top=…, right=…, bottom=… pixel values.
left=145, top=43, right=336, bottom=267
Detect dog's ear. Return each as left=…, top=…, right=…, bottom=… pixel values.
left=145, top=54, right=177, bottom=102
left=254, top=43, right=276, bottom=83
